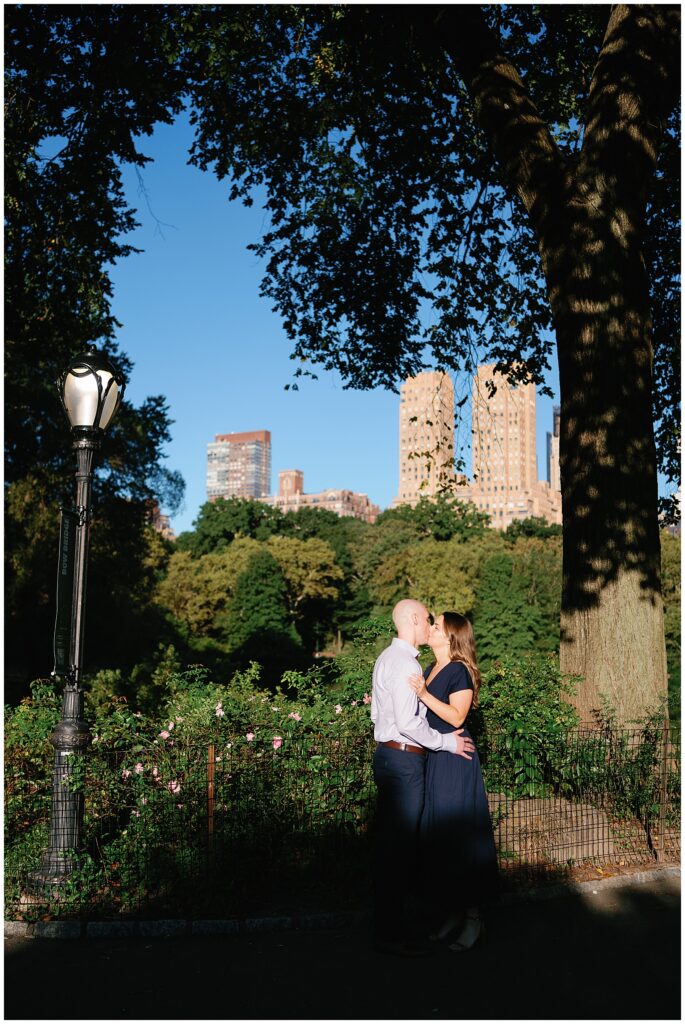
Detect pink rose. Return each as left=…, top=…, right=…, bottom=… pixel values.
left=134, top=763, right=144, bottom=774
left=167, top=780, right=181, bottom=795
left=334, top=704, right=343, bottom=714
left=168, top=722, right=175, bottom=731
left=246, top=732, right=255, bottom=742
left=272, top=736, right=283, bottom=751
left=363, top=694, right=371, bottom=705
left=121, top=769, right=131, bottom=780
left=288, top=712, right=302, bottom=722
left=159, top=730, right=170, bottom=740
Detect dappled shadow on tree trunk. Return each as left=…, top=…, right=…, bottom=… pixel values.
left=449, top=4, right=678, bottom=718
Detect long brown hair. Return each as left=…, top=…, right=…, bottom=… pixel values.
left=441, top=612, right=482, bottom=708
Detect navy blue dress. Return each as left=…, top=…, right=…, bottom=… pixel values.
left=421, top=661, right=499, bottom=907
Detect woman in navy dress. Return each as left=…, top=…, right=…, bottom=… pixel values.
left=408, top=611, right=498, bottom=951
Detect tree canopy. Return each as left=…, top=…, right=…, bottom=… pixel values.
left=181, top=4, right=678, bottom=507
left=4, top=4, right=680, bottom=720
left=5, top=4, right=186, bottom=505
left=4, top=5, right=186, bottom=693
left=179, top=3, right=680, bottom=720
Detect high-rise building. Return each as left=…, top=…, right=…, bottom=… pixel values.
left=471, top=364, right=537, bottom=496
left=546, top=404, right=561, bottom=492
left=394, top=371, right=455, bottom=505
left=206, top=430, right=271, bottom=500
left=457, top=365, right=561, bottom=528
left=259, top=470, right=380, bottom=523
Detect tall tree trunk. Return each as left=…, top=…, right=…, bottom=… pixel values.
left=545, top=206, right=668, bottom=723
left=447, top=3, right=678, bottom=723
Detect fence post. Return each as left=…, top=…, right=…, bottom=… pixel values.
left=207, top=743, right=215, bottom=864
left=656, top=719, right=669, bottom=863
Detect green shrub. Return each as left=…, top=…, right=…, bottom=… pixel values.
left=6, top=643, right=678, bottom=921
left=477, top=653, right=579, bottom=796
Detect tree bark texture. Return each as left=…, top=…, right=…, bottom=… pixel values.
left=445, top=4, right=679, bottom=722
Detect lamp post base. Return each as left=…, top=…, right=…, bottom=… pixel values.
left=27, top=856, right=81, bottom=896
left=30, top=686, right=91, bottom=892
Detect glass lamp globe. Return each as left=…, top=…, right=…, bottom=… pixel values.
left=59, top=348, right=125, bottom=432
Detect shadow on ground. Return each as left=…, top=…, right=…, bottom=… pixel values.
left=4, top=873, right=680, bottom=1020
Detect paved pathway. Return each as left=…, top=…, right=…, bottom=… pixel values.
left=4, top=868, right=680, bottom=1021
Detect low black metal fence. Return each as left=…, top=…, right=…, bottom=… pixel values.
left=482, top=723, right=680, bottom=879
left=5, top=724, right=680, bottom=921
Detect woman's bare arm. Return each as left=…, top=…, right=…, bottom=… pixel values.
left=408, top=673, right=473, bottom=727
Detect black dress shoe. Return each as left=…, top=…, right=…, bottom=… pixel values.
left=373, top=937, right=433, bottom=958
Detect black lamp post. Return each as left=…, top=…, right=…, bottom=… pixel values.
left=30, top=348, right=125, bottom=888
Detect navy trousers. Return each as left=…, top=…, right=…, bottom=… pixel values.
left=371, top=744, right=426, bottom=940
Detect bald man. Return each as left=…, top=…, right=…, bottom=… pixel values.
left=370, top=598, right=475, bottom=956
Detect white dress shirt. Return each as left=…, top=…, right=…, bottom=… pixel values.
left=370, top=638, right=458, bottom=753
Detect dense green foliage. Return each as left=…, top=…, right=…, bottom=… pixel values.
left=5, top=645, right=679, bottom=921
left=4, top=6, right=186, bottom=700
left=7, top=479, right=679, bottom=722
left=226, top=548, right=308, bottom=678
left=661, top=530, right=682, bottom=721
left=176, top=497, right=287, bottom=553
left=92, top=496, right=677, bottom=723
left=149, top=498, right=569, bottom=693
left=474, top=554, right=550, bottom=668
left=476, top=654, right=580, bottom=795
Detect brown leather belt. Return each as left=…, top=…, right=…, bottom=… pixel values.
left=379, top=740, right=426, bottom=756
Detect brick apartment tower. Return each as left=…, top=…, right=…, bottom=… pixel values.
left=206, top=430, right=271, bottom=500
left=395, top=371, right=455, bottom=505
left=465, top=364, right=561, bottom=528
left=472, top=363, right=537, bottom=494
left=278, top=469, right=304, bottom=498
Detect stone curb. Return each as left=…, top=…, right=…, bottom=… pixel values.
left=497, top=864, right=681, bottom=905
left=5, top=908, right=370, bottom=940
left=5, top=867, right=679, bottom=940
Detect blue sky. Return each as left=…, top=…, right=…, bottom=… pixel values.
left=109, top=111, right=563, bottom=535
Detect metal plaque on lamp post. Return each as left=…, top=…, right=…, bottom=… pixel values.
left=30, top=347, right=125, bottom=889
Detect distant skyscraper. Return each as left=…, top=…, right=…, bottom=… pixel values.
left=471, top=364, right=537, bottom=503
left=452, top=365, right=562, bottom=528
left=395, top=371, right=455, bottom=505
left=206, top=430, right=271, bottom=500
left=546, top=404, right=561, bottom=492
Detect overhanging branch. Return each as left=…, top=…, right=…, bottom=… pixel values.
left=437, top=4, right=567, bottom=228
